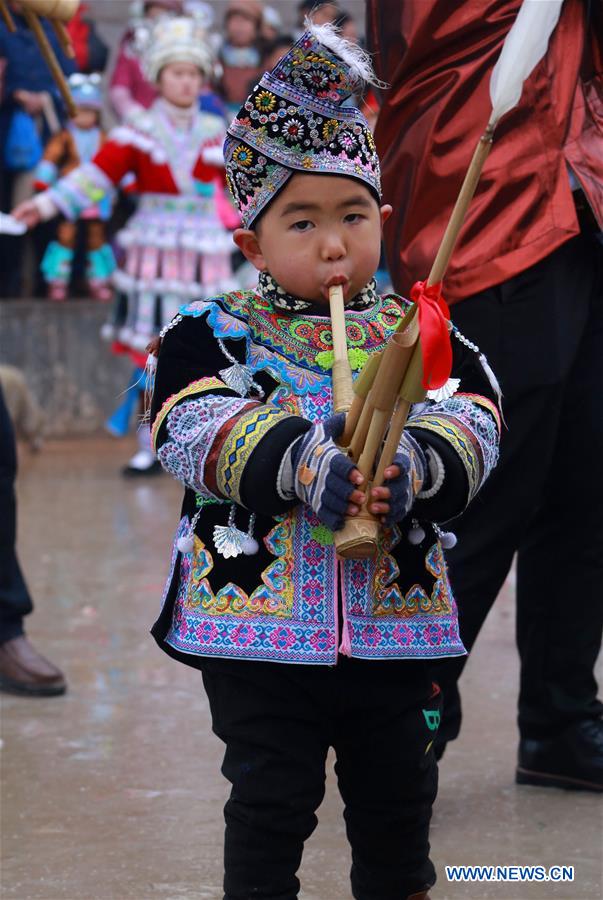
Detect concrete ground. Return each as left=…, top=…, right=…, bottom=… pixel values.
left=2, top=437, right=601, bottom=900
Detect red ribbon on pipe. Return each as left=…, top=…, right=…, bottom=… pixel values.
left=410, top=280, right=452, bottom=390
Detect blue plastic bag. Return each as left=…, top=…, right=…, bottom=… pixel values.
left=4, top=110, right=43, bottom=171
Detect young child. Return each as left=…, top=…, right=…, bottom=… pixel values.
left=149, top=25, right=501, bottom=900
left=34, top=73, right=115, bottom=302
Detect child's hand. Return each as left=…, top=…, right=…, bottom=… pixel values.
left=368, top=464, right=400, bottom=520
left=346, top=466, right=366, bottom=516
left=286, top=413, right=365, bottom=531
left=371, top=434, right=426, bottom=526
left=12, top=200, right=41, bottom=230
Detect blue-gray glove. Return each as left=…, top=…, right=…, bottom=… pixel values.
left=379, top=432, right=426, bottom=526
left=279, top=413, right=357, bottom=531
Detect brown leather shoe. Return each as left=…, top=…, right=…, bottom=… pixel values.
left=0, top=636, right=67, bottom=696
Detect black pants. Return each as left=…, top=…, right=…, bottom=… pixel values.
left=433, top=231, right=603, bottom=743
left=0, top=383, right=32, bottom=643
left=200, top=655, right=440, bottom=900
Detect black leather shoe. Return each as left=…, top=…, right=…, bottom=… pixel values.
left=516, top=719, right=603, bottom=792
left=0, top=636, right=67, bottom=697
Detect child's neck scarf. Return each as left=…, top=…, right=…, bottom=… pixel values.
left=257, top=271, right=378, bottom=313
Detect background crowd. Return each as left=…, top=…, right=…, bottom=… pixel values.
left=0, top=0, right=365, bottom=302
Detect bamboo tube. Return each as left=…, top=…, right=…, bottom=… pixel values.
left=427, top=125, right=494, bottom=287
left=21, top=7, right=77, bottom=116
left=328, top=285, right=354, bottom=413
left=348, top=396, right=375, bottom=461
left=348, top=305, right=419, bottom=469
left=373, top=341, right=426, bottom=487
left=333, top=509, right=380, bottom=559
left=0, top=1, right=16, bottom=31
left=340, top=351, right=382, bottom=447
left=372, top=400, right=411, bottom=488
left=335, top=307, right=421, bottom=559
left=51, top=19, right=75, bottom=58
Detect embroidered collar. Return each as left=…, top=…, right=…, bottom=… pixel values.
left=180, top=288, right=408, bottom=395
left=257, top=271, right=378, bottom=313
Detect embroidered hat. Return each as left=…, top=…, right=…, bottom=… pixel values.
left=144, top=15, right=214, bottom=82
left=224, top=22, right=382, bottom=227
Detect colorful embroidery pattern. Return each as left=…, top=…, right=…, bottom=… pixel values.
left=180, top=290, right=405, bottom=397
left=216, top=406, right=291, bottom=504
left=372, top=543, right=453, bottom=617
left=179, top=526, right=293, bottom=618
left=247, top=294, right=403, bottom=376
left=408, top=392, right=500, bottom=502
left=151, top=376, right=228, bottom=450
left=164, top=507, right=340, bottom=663
left=157, top=394, right=251, bottom=499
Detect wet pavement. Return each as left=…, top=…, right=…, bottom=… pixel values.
left=2, top=436, right=601, bottom=900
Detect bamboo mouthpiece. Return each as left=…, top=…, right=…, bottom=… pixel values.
left=328, top=284, right=354, bottom=413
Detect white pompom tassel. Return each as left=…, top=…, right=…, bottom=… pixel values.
left=177, top=533, right=194, bottom=554
left=242, top=513, right=259, bottom=555
left=440, top=531, right=457, bottom=549
left=177, top=509, right=202, bottom=555
left=242, top=536, right=259, bottom=556
left=408, top=524, right=426, bottom=545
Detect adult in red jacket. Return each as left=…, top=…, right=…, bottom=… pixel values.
left=367, top=0, right=603, bottom=792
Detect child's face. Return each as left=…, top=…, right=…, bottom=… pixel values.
left=226, top=12, right=257, bottom=48
left=158, top=62, right=203, bottom=107
left=72, top=107, right=98, bottom=129
left=234, top=174, right=391, bottom=305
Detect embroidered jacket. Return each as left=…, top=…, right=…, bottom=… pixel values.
left=150, top=282, right=500, bottom=668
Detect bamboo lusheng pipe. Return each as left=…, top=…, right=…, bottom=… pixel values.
left=50, top=18, right=75, bottom=58
left=335, top=125, right=496, bottom=559
left=328, top=284, right=354, bottom=413
left=348, top=305, right=419, bottom=465
left=333, top=306, right=421, bottom=559
left=0, top=1, right=16, bottom=31
left=20, top=4, right=77, bottom=116
left=373, top=343, right=426, bottom=488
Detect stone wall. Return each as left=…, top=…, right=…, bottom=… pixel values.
left=0, top=301, right=133, bottom=436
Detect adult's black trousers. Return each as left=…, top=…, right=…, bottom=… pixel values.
left=0, top=382, right=32, bottom=642
left=200, top=654, right=440, bottom=900
left=433, top=230, right=603, bottom=743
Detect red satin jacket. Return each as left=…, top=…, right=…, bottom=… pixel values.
left=367, top=0, right=603, bottom=303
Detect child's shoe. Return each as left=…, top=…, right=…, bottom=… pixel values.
left=89, top=279, right=113, bottom=302
left=48, top=281, right=68, bottom=302
left=122, top=449, right=162, bottom=477
left=122, top=423, right=162, bottom=477
left=41, top=241, right=72, bottom=299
